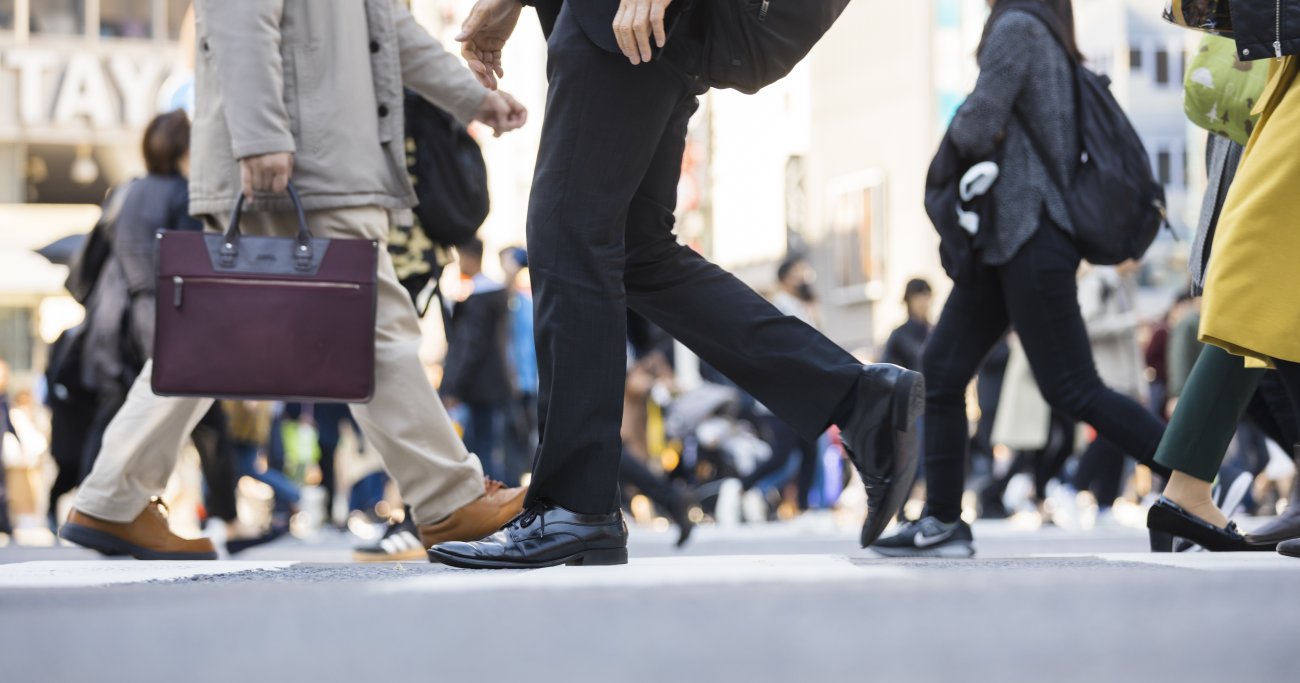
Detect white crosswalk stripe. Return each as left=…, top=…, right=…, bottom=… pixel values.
left=0, top=561, right=298, bottom=588
left=372, top=554, right=913, bottom=594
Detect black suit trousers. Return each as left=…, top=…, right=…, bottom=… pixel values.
left=524, top=5, right=862, bottom=514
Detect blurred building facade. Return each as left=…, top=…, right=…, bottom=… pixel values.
left=0, top=0, right=193, bottom=387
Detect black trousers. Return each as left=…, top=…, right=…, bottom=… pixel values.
left=921, top=223, right=1168, bottom=522
left=525, top=6, right=862, bottom=514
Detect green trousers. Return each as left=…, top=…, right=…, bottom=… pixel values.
left=1154, top=344, right=1265, bottom=483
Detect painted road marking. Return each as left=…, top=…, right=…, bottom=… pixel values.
left=0, top=561, right=298, bottom=588
left=373, top=554, right=912, bottom=594
left=1090, top=553, right=1300, bottom=571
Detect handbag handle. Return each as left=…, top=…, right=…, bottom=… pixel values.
left=220, top=182, right=314, bottom=271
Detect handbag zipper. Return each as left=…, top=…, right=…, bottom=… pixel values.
left=1277, top=0, right=1285, bottom=60
left=172, top=276, right=361, bottom=308
left=759, top=0, right=770, bottom=21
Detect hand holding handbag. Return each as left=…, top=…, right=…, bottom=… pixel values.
left=152, top=184, right=380, bottom=402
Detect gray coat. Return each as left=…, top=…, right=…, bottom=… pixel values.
left=949, top=9, right=1078, bottom=265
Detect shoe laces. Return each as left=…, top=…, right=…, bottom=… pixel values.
left=508, top=503, right=546, bottom=536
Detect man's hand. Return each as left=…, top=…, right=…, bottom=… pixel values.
left=457, top=0, right=524, bottom=90
left=239, top=152, right=294, bottom=201
left=474, top=90, right=528, bottom=137
left=613, top=0, right=674, bottom=65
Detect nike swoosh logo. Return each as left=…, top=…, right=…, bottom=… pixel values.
left=913, top=529, right=954, bottom=548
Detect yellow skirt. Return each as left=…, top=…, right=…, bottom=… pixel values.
left=1199, top=56, right=1300, bottom=367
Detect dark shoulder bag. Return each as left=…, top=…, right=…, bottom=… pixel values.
left=704, top=0, right=853, bottom=95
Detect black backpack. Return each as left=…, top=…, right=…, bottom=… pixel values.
left=1015, top=6, right=1168, bottom=265
left=392, top=91, right=490, bottom=318
left=704, top=0, right=853, bottom=95
left=405, top=91, right=490, bottom=246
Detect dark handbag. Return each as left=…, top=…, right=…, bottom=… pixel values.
left=704, top=0, right=852, bottom=95
left=152, top=184, right=380, bottom=402
left=924, top=132, right=993, bottom=286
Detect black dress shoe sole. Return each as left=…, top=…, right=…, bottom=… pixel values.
left=859, top=371, right=925, bottom=548
left=59, top=523, right=219, bottom=561
left=428, top=545, right=628, bottom=569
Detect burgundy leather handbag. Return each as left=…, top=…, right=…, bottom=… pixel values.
left=152, top=185, right=379, bottom=402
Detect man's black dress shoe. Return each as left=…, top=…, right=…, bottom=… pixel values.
left=428, top=503, right=628, bottom=569
left=841, top=364, right=925, bottom=548
left=1146, top=497, right=1276, bottom=552
left=1279, top=538, right=1300, bottom=559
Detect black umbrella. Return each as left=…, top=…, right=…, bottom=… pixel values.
left=35, top=234, right=87, bottom=266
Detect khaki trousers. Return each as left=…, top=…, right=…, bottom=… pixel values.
left=73, top=206, right=486, bottom=525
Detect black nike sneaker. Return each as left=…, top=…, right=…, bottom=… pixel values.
left=871, top=516, right=975, bottom=558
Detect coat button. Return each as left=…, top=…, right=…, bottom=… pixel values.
left=1243, top=48, right=1251, bottom=56
left=378, top=105, right=390, bottom=117
left=370, top=40, right=380, bottom=53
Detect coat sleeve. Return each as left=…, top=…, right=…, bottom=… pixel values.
left=948, top=12, right=1037, bottom=159
left=392, top=1, right=488, bottom=126
left=200, top=0, right=295, bottom=160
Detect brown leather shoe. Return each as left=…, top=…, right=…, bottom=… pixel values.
left=418, top=481, right=527, bottom=549
left=60, top=499, right=218, bottom=560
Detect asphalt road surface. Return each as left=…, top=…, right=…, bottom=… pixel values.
left=1, top=519, right=1297, bottom=683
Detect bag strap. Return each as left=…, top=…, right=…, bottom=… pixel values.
left=1003, top=5, right=1083, bottom=193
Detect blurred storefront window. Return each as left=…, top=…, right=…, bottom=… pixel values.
left=100, top=0, right=152, bottom=39
left=0, top=307, right=34, bottom=373
left=31, top=0, right=85, bottom=36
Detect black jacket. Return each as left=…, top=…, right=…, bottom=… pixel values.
left=442, top=284, right=512, bottom=406
left=1233, top=0, right=1300, bottom=60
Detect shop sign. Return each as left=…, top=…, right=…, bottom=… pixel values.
left=2, top=47, right=174, bottom=130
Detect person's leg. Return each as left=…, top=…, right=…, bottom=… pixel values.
left=70, top=364, right=214, bottom=522
left=524, top=8, right=700, bottom=515
left=78, top=383, right=129, bottom=487
left=741, top=415, right=797, bottom=491
left=621, top=170, right=863, bottom=447
left=233, top=207, right=487, bottom=525
left=795, top=435, right=820, bottom=511
left=1034, top=413, right=1077, bottom=501
left=464, top=403, right=503, bottom=482
left=918, top=277, right=1012, bottom=523
left=1149, top=345, right=1266, bottom=527
left=1090, top=439, right=1127, bottom=511
left=999, top=224, right=1168, bottom=474
left=314, top=404, right=344, bottom=525
left=1268, top=359, right=1300, bottom=448
left=233, top=443, right=300, bottom=509
left=191, top=404, right=237, bottom=524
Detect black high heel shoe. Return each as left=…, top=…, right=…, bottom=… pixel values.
left=1147, top=497, right=1276, bottom=552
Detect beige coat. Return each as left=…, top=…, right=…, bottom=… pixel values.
left=190, top=0, right=488, bottom=216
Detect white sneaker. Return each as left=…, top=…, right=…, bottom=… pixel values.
left=715, top=478, right=742, bottom=528
left=741, top=489, right=768, bottom=524
left=1047, top=481, right=1081, bottom=531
